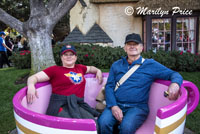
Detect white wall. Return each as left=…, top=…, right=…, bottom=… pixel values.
left=99, top=3, right=142, bottom=46
left=70, top=1, right=143, bottom=47
left=70, top=0, right=99, bottom=35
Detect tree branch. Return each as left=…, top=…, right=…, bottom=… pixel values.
left=0, top=8, right=23, bottom=34
left=47, top=0, right=62, bottom=13
left=29, top=0, right=47, bottom=17
left=49, top=0, right=78, bottom=25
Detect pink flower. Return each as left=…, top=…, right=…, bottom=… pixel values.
left=91, top=54, right=94, bottom=57
left=84, top=54, right=89, bottom=57
left=187, top=50, right=191, bottom=53
left=20, top=53, right=25, bottom=55
left=20, top=50, right=31, bottom=55
left=180, top=51, right=183, bottom=55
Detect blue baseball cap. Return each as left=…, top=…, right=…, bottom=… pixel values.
left=61, top=45, right=76, bottom=55
left=0, top=31, right=6, bottom=36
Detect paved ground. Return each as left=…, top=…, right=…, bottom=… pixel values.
left=10, top=127, right=195, bottom=134
left=184, top=128, right=195, bottom=134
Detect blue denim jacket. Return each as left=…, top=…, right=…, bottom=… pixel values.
left=105, top=56, right=183, bottom=111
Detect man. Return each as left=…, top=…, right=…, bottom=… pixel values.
left=98, top=33, right=183, bottom=134
left=0, top=31, right=12, bottom=68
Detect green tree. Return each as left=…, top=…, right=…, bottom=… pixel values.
left=0, top=0, right=30, bottom=30
left=0, top=0, right=70, bottom=42
left=0, top=0, right=77, bottom=73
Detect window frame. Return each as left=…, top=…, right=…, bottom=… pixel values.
left=143, top=12, right=199, bottom=53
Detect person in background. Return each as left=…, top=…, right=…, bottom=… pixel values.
left=5, top=36, right=14, bottom=59
left=16, top=35, right=23, bottom=51
left=98, top=33, right=183, bottom=134
left=0, top=31, right=12, bottom=68
left=20, top=37, right=28, bottom=50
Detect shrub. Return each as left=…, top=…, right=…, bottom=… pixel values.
left=142, top=50, right=200, bottom=72
left=53, top=43, right=126, bottom=69
left=142, top=50, right=176, bottom=70
left=175, top=51, right=200, bottom=72
left=10, top=43, right=200, bottom=72
left=9, top=50, right=31, bottom=69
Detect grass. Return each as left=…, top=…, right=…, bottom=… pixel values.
left=180, top=72, right=200, bottom=134
left=101, top=69, right=110, bottom=72
left=0, top=68, right=199, bottom=133
left=0, top=68, right=30, bottom=134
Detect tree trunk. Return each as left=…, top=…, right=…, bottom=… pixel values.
left=27, top=30, right=55, bottom=73
left=0, top=0, right=78, bottom=73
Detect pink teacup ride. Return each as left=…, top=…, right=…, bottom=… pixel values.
left=13, top=73, right=199, bottom=134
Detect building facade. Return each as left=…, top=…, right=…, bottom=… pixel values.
left=68, top=0, right=200, bottom=53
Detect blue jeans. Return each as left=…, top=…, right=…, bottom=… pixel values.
left=98, top=106, right=148, bottom=134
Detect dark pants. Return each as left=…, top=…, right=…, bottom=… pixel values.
left=46, top=94, right=100, bottom=117
left=98, top=106, right=148, bottom=134
left=0, top=51, right=10, bottom=68
left=46, top=94, right=99, bottom=130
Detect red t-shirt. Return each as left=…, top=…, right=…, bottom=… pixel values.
left=43, top=64, right=87, bottom=98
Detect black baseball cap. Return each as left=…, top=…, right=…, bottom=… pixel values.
left=124, top=33, right=142, bottom=44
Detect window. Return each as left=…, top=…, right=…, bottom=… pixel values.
left=176, top=17, right=197, bottom=53
left=144, top=15, right=199, bottom=54
left=152, top=18, right=171, bottom=52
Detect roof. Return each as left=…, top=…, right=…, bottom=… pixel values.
left=79, top=0, right=87, bottom=7
left=90, top=0, right=139, bottom=3
left=135, top=0, right=200, bottom=11
left=61, top=27, right=84, bottom=43
left=90, top=0, right=200, bottom=11
left=84, top=23, right=113, bottom=43
left=62, top=23, right=113, bottom=43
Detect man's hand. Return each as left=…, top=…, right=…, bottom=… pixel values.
left=167, top=83, right=180, bottom=100
left=111, top=106, right=123, bottom=122
left=27, top=85, right=39, bottom=104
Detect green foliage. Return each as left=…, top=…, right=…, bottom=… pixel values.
left=0, top=0, right=30, bottom=30
left=9, top=50, right=31, bottom=69
left=142, top=50, right=176, bottom=70
left=0, top=0, right=30, bottom=21
left=176, top=52, right=200, bottom=72
left=142, top=50, right=200, bottom=72
left=10, top=44, right=200, bottom=72
left=53, top=43, right=126, bottom=69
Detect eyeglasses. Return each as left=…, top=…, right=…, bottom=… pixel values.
left=62, top=53, right=75, bottom=57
